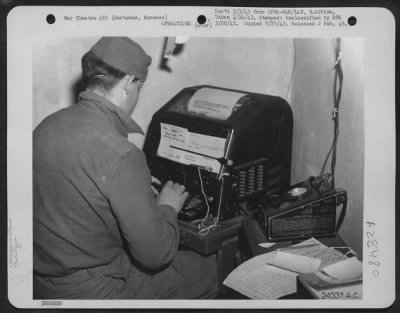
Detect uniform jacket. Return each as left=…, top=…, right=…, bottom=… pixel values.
left=33, top=91, right=179, bottom=277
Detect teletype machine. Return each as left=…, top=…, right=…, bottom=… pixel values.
left=144, top=85, right=348, bottom=248
left=143, top=86, right=293, bottom=228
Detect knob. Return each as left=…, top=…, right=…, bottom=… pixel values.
left=279, top=202, right=290, bottom=209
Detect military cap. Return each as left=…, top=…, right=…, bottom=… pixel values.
left=90, top=37, right=152, bottom=81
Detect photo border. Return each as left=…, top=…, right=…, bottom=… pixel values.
left=1, top=1, right=398, bottom=310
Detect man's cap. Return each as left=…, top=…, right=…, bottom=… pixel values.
left=90, top=37, right=152, bottom=81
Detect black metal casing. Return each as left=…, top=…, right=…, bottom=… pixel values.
left=143, top=85, right=293, bottom=221
left=254, top=177, right=348, bottom=241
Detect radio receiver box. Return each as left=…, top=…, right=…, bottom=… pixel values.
left=255, top=177, right=348, bottom=241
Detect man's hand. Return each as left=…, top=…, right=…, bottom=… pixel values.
left=151, top=176, right=162, bottom=196
left=157, top=181, right=189, bottom=213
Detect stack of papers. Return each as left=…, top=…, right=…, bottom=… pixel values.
left=300, top=257, right=363, bottom=289
left=223, top=238, right=361, bottom=299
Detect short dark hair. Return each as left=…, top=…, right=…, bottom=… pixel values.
left=81, top=51, right=126, bottom=92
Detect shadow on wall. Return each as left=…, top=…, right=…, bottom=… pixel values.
left=72, top=78, right=86, bottom=103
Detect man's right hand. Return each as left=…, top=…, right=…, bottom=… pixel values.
left=157, top=181, right=189, bottom=213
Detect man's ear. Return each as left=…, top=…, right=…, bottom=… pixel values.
left=123, top=75, right=136, bottom=95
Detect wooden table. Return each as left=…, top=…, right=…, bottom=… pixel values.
left=220, top=218, right=353, bottom=299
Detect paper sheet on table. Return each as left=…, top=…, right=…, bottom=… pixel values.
left=223, top=251, right=298, bottom=299
left=284, top=237, right=348, bottom=269
left=268, top=251, right=321, bottom=274
left=322, top=257, right=362, bottom=281
left=188, top=87, right=246, bottom=120
left=223, top=238, right=350, bottom=299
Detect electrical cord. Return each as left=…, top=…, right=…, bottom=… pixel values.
left=197, top=168, right=225, bottom=236
left=197, top=167, right=211, bottom=226
left=286, top=38, right=297, bottom=102
left=320, top=38, right=343, bottom=189
left=331, top=38, right=344, bottom=188
left=335, top=192, right=348, bottom=233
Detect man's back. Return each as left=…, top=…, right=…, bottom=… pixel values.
left=33, top=98, right=134, bottom=276
left=32, top=37, right=217, bottom=299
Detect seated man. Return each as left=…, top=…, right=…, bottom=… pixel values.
left=33, top=37, right=218, bottom=299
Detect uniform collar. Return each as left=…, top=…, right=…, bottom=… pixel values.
left=78, top=91, right=144, bottom=137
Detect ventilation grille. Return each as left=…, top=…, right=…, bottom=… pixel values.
left=236, top=160, right=282, bottom=199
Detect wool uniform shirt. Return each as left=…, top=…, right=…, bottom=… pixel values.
left=33, top=91, right=179, bottom=277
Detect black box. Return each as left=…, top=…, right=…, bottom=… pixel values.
left=144, top=85, right=293, bottom=221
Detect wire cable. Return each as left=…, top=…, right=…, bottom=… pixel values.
left=335, top=192, right=348, bottom=233
left=197, top=168, right=211, bottom=226
left=286, top=38, right=297, bottom=102
left=331, top=38, right=343, bottom=188
left=198, top=168, right=225, bottom=236
left=320, top=38, right=343, bottom=189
